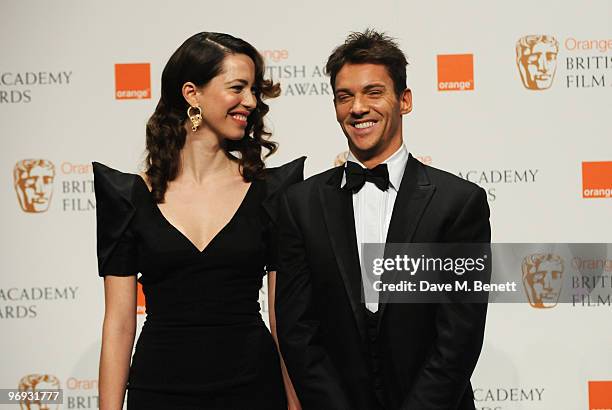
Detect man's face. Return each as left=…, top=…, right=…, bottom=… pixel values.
left=15, top=162, right=55, bottom=213
left=333, top=63, right=411, bottom=164
left=519, top=42, right=558, bottom=89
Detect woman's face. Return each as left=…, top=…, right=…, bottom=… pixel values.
left=195, top=53, right=258, bottom=141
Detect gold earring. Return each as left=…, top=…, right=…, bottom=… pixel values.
left=187, top=105, right=203, bottom=132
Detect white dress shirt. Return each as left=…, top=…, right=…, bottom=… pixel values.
left=341, top=144, right=409, bottom=312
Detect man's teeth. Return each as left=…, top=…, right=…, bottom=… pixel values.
left=232, top=114, right=247, bottom=121
left=354, top=121, right=375, bottom=129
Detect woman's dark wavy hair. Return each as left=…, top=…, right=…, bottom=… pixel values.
left=145, top=32, right=280, bottom=203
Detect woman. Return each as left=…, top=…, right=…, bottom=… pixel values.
left=94, top=32, right=302, bottom=409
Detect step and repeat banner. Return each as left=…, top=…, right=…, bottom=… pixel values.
left=1, top=0, right=611, bottom=408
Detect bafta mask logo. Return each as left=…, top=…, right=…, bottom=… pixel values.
left=522, top=253, right=564, bottom=308
left=14, top=159, right=56, bottom=213
left=18, top=374, right=60, bottom=410
left=516, top=35, right=559, bottom=90
left=334, top=151, right=349, bottom=167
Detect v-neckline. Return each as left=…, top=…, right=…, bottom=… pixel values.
left=137, top=176, right=254, bottom=254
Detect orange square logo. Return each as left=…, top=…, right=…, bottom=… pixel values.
left=589, top=381, right=612, bottom=410
left=137, top=282, right=146, bottom=315
left=115, top=63, right=151, bottom=100
left=582, top=161, right=612, bottom=198
left=437, top=54, right=474, bottom=91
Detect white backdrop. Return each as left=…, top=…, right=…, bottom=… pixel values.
left=1, top=0, right=611, bottom=409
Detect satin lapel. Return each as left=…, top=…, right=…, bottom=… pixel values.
left=319, top=167, right=367, bottom=341
left=378, top=155, right=436, bottom=326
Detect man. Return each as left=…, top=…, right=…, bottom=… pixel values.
left=275, top=30, right=490, bottom=410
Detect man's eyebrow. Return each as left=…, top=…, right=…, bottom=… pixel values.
left=334, top=87, right=352, bottom=94
left=335, top=83, right=387, bottom=95
left=363, top=83, right=386, bottom=91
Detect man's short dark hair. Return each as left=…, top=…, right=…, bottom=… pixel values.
left=325, top=29, right=408, bottom=97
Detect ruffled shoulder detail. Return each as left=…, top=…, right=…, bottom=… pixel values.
left=92, top=162, right=138, bottom=275
left=262, top=157, right=306, bottom=224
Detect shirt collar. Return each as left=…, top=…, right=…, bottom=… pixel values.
left=345, top=144, right=408, bottom=191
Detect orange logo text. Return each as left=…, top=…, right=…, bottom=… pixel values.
left=582, top=161, right=612, bottom=198
left=115, top=63, right=151, bottom=100
left=437, top=54, right=474, bottom=91
left=589, top=380, right=612, bottom=410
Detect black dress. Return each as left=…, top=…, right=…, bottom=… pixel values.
left=92, top=157, right=305, bottom=410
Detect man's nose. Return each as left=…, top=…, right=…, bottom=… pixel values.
left=350, top=95, right=369, bottom=116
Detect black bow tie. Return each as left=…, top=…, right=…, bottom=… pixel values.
left=343, top=161, right=390, bottom=192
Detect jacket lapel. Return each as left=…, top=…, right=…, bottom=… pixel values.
left=319, top=167, right=367, bottom=341
left=378, top=155, right=436, bottom=326
left=385, top=154, right=435, bottom=244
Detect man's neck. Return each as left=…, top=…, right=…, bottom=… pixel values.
left=350, top=140, right=404, bottom=169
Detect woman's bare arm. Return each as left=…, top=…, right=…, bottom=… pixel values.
left=99, top=276, right=137, bottom=410
left=268, top=271, right=302, bottom=410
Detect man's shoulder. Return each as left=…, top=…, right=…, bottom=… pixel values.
left=285, top=166, right=341, bottom=197
left=420, top=161, right=483, bottom=197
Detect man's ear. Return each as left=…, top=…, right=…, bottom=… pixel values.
left=400, top=88, right=412, bottom=115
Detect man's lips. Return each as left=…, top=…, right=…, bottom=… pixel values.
left=352, top=120, right=377, bottom=130
left=349, top=119, right=379, bottom=134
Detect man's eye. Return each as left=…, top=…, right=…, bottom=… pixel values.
left=231, top=86, right=243, bottom=92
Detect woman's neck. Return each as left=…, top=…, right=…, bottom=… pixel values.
left=178, top=130, right=237, bottom=184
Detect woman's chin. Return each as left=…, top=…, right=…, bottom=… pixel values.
left=224, top=134, right=246, bottom=141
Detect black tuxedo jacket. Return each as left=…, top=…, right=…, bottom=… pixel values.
left=276, top=154, right=490, bottom=410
